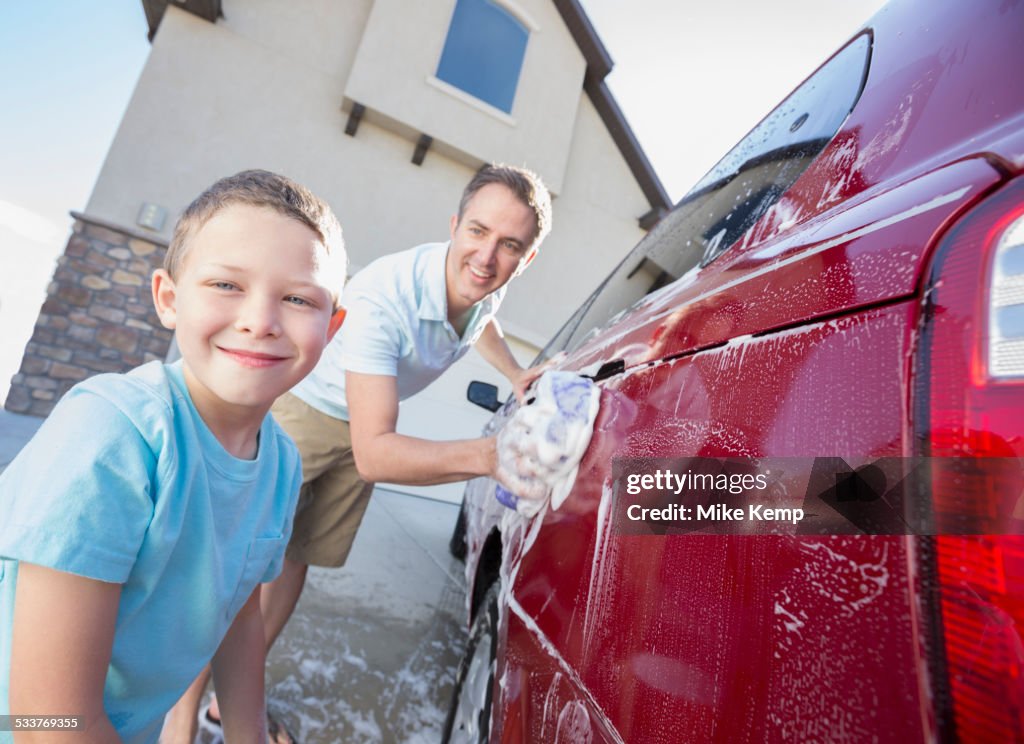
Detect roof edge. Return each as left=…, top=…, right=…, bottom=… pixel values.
left=141, top=0, right=221, bottom=41
left=552, top=0, right=673, bottom=220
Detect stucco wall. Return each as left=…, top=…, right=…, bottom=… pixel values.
left=75, top=0, right=653, bottom=500
left=87, top=2, right=649, bottom=344
left=344, top=0, right=585, bottom=193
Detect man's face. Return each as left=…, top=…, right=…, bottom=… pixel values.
left=446, top=183, right=538, bottom=318
left=152, top=203, right=337, bottom=422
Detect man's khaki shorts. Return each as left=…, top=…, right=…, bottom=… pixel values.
left=271, top=392, right=374, bottom=568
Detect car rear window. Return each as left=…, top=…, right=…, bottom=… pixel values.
left=537, top=33, right=872, bottom=363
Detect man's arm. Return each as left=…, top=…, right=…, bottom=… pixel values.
left=10, top=563, right=122, bottom=743
left=210, top=588, right=267, bottom=743
left=346, top=371, right=497, bottom=485
left=473, top=320, right=548, bottom=401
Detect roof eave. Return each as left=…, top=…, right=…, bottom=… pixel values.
left=141, top=0, right=221, bottom=42
left=552, top=0, right=673, bottom=224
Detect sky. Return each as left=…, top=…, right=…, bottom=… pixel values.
left=0, top=0, right=886, bottom=405
left=581, top=0, right=888, bottom=199
left=0, top=2, right=150, bottom=403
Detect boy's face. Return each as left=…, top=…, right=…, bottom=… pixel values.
left=152, top=203, right=337, bottom=418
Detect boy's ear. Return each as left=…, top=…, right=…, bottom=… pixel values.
left=151, top=269, right=178, bottom=330
left=327, top=306, right=346, bottom=341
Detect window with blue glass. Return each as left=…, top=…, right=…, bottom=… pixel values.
left=436, top=0, right=528, bottom=114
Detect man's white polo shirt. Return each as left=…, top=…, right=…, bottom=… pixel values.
left=290, top=242, right=505, bottom=421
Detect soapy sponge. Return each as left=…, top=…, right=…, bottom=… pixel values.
left=495, top=371, right=600, bottom=516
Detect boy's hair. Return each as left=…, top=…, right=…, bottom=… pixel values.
left=165, top=170, right=345, bottom=292
left=457, top=164, right=552, bottom=250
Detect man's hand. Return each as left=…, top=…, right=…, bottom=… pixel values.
left=475, top=320, right=562, bottom=402
left=507, top=353, right=565, bottom=402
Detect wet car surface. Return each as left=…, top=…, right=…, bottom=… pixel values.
left=451, top=0, right=1024, bottom=741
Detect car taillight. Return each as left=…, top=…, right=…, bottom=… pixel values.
left=915, top=176, right=1024, bottom=742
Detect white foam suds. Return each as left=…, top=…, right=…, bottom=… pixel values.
left=499, top=496, right=548, bottom=601
left=556, top=700, right=594, bottom=743
left=507, top=595, right=626, bottom=744
left=582, top=479, right=617, bottom=654
left=774, top=590, right=806, bottom=636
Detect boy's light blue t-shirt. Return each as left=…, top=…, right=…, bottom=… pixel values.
left=0, top=361, right=301, bottom=744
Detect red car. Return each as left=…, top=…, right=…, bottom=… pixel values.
left=445, top=0, right=1024, bottom=741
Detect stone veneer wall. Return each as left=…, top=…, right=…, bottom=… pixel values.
left=5, top=213, right=174, bottom=417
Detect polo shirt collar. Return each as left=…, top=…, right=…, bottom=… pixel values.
left=418, top=242, right=450, bottom=323
left=419, top=241, right=507, bottom=338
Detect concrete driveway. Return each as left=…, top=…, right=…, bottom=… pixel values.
left=260, top=489, right=466, bottom=743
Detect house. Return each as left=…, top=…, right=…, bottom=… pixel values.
left=5, top=0, right=669, bottom=501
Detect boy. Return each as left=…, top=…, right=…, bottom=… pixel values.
left=0, top=170, right=346, bottom=743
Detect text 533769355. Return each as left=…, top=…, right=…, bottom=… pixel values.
left=0, top=716, right=83, bottom=731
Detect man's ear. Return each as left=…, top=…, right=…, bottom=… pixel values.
left=327, top=307, right=346, bottom=341
left=151, top=269, right=178, bottom=330
left=513, top=247, right=538, bottom=277
left=449, top=214, right=459, bottom=241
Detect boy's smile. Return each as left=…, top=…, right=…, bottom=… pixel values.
left=152, top=203, right=337, bottom=452
left=218, top=348, right=290, bottom=368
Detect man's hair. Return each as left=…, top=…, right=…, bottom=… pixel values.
left=457, top=164, right=552, bottom=250
left=164, top=170, right=345, bottom=288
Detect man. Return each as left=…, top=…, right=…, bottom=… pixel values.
left=272, top=162, right=551, bottom=627
left=176, top=164, right=552, bottom=737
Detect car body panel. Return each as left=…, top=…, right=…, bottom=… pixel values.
left=566, top=158, right=1001, bottom=375
left=458, top=0, right=1024, bottom=741
left=490, top=303, right=926, bottom=742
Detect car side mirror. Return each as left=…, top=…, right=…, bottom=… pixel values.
left=467, top=381, right=502, bottom=412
